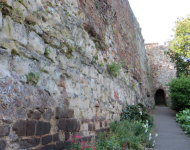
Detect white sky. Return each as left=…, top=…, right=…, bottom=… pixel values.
left=128, top=0, right=190, bottom=45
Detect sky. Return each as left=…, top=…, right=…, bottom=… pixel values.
left=128, top=0, right=190, bottom=45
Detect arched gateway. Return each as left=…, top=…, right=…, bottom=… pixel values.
left=155, top=89, right=166, bottom=105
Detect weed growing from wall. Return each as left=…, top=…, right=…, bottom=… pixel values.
left=91, top=55, right=98, bottom=64
left=107, top=61, right=121, bottom=77
left=44, top=47, right=52, bottom=55
left=26, top=63, right=47, bottom=84
left=95, top=2, right=99, bottom=8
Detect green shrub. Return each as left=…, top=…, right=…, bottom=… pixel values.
left=107, top=61, right=121, bottom=77
left=120, top=103, right=155, bottom=129
left=176, top=109, right=190, bottom=136
left=167, top=76, right=190, bottom=111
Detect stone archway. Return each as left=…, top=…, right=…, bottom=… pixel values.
left=155, top=89, right=166, bottom=105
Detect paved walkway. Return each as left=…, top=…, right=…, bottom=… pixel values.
left=153, top=106, right=190, bottom=150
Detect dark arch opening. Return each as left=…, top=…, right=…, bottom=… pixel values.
left=155, top=89, right=166, bottom=105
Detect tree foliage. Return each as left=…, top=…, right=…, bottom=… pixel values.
left=166, top=15, right=190, bottom=77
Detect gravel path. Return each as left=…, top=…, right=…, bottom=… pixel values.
left=153, top=106, right=190, bottom=150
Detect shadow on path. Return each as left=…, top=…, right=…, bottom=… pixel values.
left=153, top=107, right=190, bottom=150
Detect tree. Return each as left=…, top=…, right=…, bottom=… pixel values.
left=166, top=15, right=190, bottom=77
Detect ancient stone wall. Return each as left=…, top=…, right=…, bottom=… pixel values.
left=145, top=43, right=176, bottom=106
left=0, top=0, right=153, bottom=149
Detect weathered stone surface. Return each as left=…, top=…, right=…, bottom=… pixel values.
left=0, top=139, right=6, bottom=150
left=9, top=132, right=18, bottom=142
left=39, top=144, right=55, bottom=150
left=15, top=108, right=26, bottom=119
left=19, top=138, right=40, bottom=149
left=36, top=121, right=51, bottom=136
left=13, top=61, right=29, bottom=75
left=44, top=45, right=56, bottom=62
left=82, top=136, right=93, bottom=142
left=43, top=108, right=52, bottom=120
left=55, top=141, right=70, bottom=150
left=30, top=24, right=43, bottom=35
left=64, top=132, right=69, bottom=141
left=0, top=11, right=2, bottom=30
left=13, top=120, right=25, bottom=136
left=88, top=123, right=95, bottom=131
left=26, top=120, right=36, bottom=136
left=66, top=119, right=78, bottom=132
left=0, top=68, right=11, bottom=78
left=13, top=120, right=36, bottom=136
left=25, top=15, right=37, bottom=25
left=58, top=118, right=77, bottom=131
left=53, top=133, right=59, bottom=142
left=0, top=104, right=3, bottom=119
left=0, top=48, right=9, bottom=69
left=68, top=108, right=74, bottom=118
left=42, top=135, right=52, bottom=145
left=33, top=89, right=47, bottom=109
left=55, top=107, right=68, bottom=119
left=2, top=16, right=28, bottom=46
left=58, top=119, right=66, bottom=131
left=2, top=117, right=12, bottom=124
left=27, top=31, right=45, bottom=55
left=0, top=125, right=10, bottom=137
left=27, top=110, right=41, bottom=120
left=50, top=37, right=60, bottom=48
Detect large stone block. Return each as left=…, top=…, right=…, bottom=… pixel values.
left=42, top=135, right=52, bottom=145
left=2, top=16, right=28, bottom=46
left=58, top=119, right=66, bottom=131
left=0, top=125, right=10, bottom=137
left=55, top=107, right=74, bottom=119
left=13, top=120, right=36, bottom=136
left=66, top=119, right=78, bottom=132
left=27, top=31, right=45, bottom=55
left=39, top=145, right=55, bottom=150
left=58, top=118, right=77, bottom=132
left=36, top=121, right=51, bottom=136
left=19, top=138, right=40, bottom=149
left=53, top=133, right=59, bottom=142
left=0, top=140, right=6, bottom=150
left=55, top=141, right=70, bottom=150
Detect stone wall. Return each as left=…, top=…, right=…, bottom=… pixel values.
left=0, top=0, right=153, bottom=149
left=145, top=43, right=176, bottom=106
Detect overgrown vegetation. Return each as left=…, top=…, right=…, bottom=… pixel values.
left=69, top=103, right=156, bottom=150
left=167, top=75, right=190, bottom=111
left=26, top=63, right=47, bottom=84
left=95, top=1, right=99, bottom=8
left=107, top=61, right=121, bottom=77
left=176, top=109, right=190, bottom=136
left=91, top=55, right=98, bottom=64
left=44, top=47, right=52, bottom=55
left=98, top=61, right=104, bottom=68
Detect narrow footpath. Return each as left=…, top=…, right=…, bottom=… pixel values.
left=153, top=106, right=190, bottom=150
